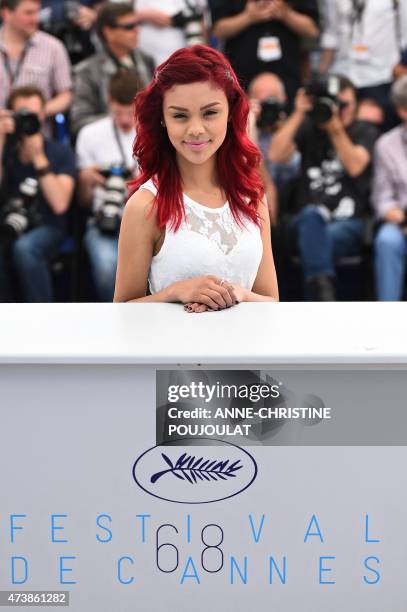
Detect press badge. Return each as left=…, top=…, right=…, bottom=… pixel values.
left=350, top=42, right=371, bottom=63
left=257, top=36, right=282, bottom=62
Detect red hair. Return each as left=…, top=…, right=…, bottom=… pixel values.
left=129, top=45, right=264, bottom=230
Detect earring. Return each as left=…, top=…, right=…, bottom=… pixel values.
left=161, top=120, right=166, bottom=128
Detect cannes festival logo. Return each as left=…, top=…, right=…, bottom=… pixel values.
left=132, top=439, right=258, bottom=504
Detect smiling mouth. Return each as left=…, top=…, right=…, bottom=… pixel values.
left=183, top=141, right=211, bottom=151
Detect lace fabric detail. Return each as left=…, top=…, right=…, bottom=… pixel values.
left=184, top=200, right=241, bottom=255
left=140, top=179, right=263, bottom=293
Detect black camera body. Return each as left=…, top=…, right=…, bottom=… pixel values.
left=304, top=76, right=347, bottom=126
left=40, top=0, right=94, bottom=64
left=64, top=0, right=81, bottom=21
left=13, top=109, right=41, bottom=138
left=96, top=165, right=131, bottom=235
left=172, top=1, right=205, bottom=46
left=257, top=97, right=286, bottom=130
left=1, top=177, right=41, bottom=245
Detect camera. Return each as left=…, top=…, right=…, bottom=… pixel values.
left=172, top=1, right=205, bottom=46
left=13, top=109, right=41, bottom=138
left=40, top=0, right=95, bottom=64
left=304, top=75, right=347, bottom=125
left=64, top=0, right=81, bottom=21
left=96, top=165, right=131, bottom=234
left=0, top=178, right=41, bottom=245
left=257, top=97, right=286, bottom=130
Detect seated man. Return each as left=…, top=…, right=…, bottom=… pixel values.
left=136, top=0, right=208, bottom=66
left=270, top=75, right=378, bottom=300
left=0, top=0, right=72, bottom=117
left=0, top=85, right=75, bottom=302
left=71, top=1, right=154, bottom=134
left=40, top=0, right=102, bottom=65
left=371, top=75, right=407, bottom=301
left=249, top=72, right=301, bottom=188
left=76, top=72, right=139, bottom=301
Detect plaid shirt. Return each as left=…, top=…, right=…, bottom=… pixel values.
left=0, top=29, right=72, bottom=108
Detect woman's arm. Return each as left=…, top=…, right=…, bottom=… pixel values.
left=245, top=197, right=279, bottom=301
left=114, top=189, right=166, bottom=303
left=114, top=189, right=236, bottom=307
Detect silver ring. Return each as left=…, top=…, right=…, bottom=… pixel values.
left=220, top=278, right=225, bottom=286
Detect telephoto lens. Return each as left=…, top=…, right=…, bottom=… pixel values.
left=0, top=177, right=40, bottom=247
left=13, top=109, right=41, bottom=137
left=96, top=166, right=130, bottom=234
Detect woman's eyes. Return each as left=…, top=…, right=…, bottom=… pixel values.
left=172, top=111, right=218, bottom=119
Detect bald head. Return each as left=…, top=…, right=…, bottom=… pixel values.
left=249, top=72, right=286, bottom=103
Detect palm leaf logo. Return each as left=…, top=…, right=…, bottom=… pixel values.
left=150, top=452, right=243, bottom=484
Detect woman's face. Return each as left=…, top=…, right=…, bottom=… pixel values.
left=162, top=81, right=229, bottom=166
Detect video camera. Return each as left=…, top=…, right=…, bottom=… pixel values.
left=304, top=75, right=348, bottom=126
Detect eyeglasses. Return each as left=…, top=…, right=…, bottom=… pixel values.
left=112, top=21, right=139, bottom=30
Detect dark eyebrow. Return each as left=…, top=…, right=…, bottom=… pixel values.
left=167, top=102, right=222, bottom=111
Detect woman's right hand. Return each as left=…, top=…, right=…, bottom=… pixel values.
left=171, top=275, right=237, bottom=310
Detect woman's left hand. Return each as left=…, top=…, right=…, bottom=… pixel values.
left=184, top=283, right=248, bottom=313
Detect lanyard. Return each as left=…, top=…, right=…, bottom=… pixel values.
left=351, top=0, right=366, bottom=26
left=350, top=0, right=402, bottom=52
left=112, top=121, right=129, bottom=169
left=1, top=42, right=30, bottom=88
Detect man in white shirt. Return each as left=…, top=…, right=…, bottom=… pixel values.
left=319, top=0, right=407, bottom=127
left=136, top=0, right=207, bottom=66
left=76, top=71, right=139, bottom=301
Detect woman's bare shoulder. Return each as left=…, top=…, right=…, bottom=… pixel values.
left=122, top=186, right=160, bottom=231
left=125, top=186, right=157, bottom=214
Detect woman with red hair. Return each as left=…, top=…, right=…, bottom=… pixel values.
left=114, top=44, right=278, bottom=311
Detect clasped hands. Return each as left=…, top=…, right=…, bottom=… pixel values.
left=171, top=275, right=247, bottom=314
left=245, top=0, right=289, bottom=24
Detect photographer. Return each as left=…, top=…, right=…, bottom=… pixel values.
left=372, top=75, right=407, bottom=301
left=0, top=0, right=72, bottom=117
left=211, top=0, right=319, bottom=100
left=270, top=75, right=378, bottom=300
left=136, top=0, right=207, bottom=66
left=0, top=85, right=75, bottom=302
left=319, top=0, right=407, bottom=129
left=71, top=1, right=154, bottom=135
left=40, top=0, right=101, bottom=65
left=76, top=72, right=139, bottom=302
left=249, top=71, right=300, bottom=219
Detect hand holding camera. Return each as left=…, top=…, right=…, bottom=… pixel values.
left=22, top=133, right=46, bottom=165
left=245, top=0, right=288, bottom=24
left=0, top=110, right=15, bottom=141
left=294, top=88, right=313, bottom=117
left=73, top=4, right=97, bottom=31
left=80, top=165, right=106, bottom=189
left=244, top=0, right=276, bottom=25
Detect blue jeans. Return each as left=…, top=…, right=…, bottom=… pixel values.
left=84, top=224, right=118, bottom=302
left=0, top=225, right=64, bottom=302
left=291, top=206, right=365, bottom=280
left=374, top=223, right=407, bottom=301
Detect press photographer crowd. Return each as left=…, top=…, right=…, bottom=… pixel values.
left=0, top=0, right=406, bottom=303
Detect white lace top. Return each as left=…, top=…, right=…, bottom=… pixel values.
left=139, top=179, right=263, bottom=294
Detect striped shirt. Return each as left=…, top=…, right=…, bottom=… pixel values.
left=0, top=29, right=72, bottom=108
left=372, top=125, right=407, bottom=219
